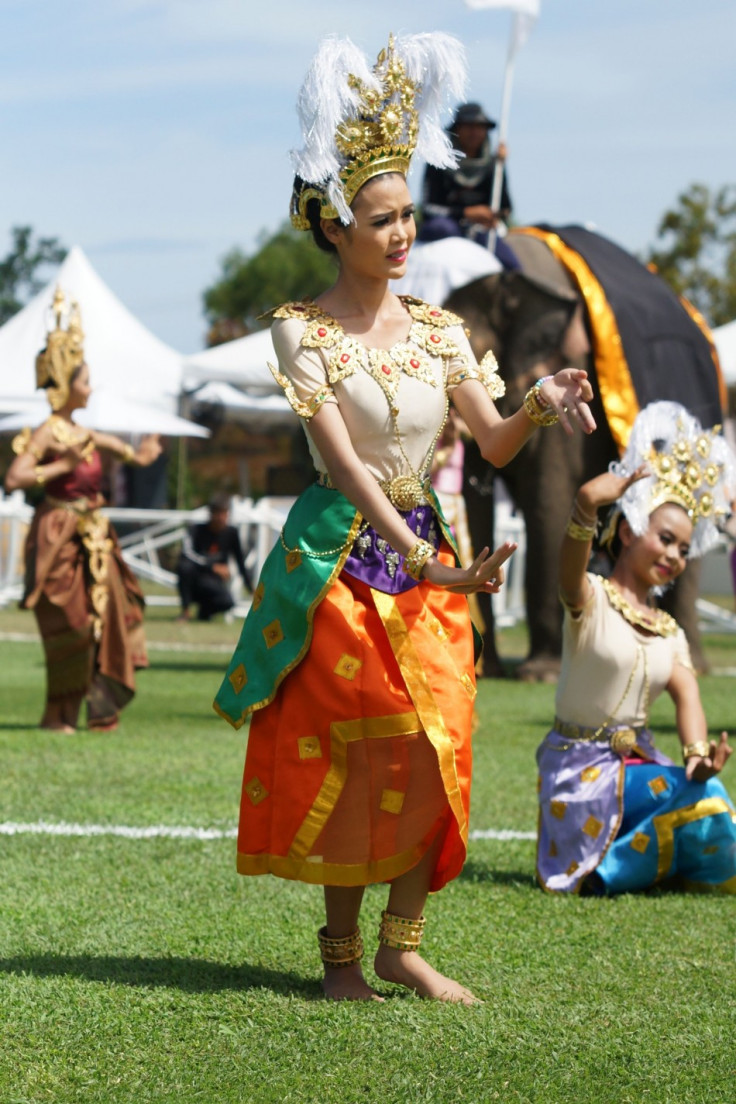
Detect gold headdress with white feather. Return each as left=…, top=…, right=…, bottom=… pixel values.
left=35, top=286, right=86, bottom=411
left=290, top=32, right=468, bottom=228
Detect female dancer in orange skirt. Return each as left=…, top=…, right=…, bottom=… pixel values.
left=215, top=33, right=596, bottom=1003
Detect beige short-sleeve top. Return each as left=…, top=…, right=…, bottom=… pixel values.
left=555, top=573, right=693, bottom=728
left=268, top=297, right=504, bottom=483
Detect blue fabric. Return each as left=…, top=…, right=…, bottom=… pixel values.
left=594, top=764, right=736, bottom=894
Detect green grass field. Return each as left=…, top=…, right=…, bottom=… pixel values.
left=1, top=604, right=735, bottom=1104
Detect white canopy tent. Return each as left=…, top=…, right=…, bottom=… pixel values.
left=0, top=246, right=193, bottom=432
left=0, top=389, right=209, bottom=438
left=181, top=327, right=277, bottom=392
left=188, top=381, right=294, bottom=428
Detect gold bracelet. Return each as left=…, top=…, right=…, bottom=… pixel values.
left=572, top=497, right=597, bottom=525
left=682, top=741, right=710, bottom=761
left=403, top=539, right=435, bottom=581
left=566, top=517, right=597, bottom=541
left=523, top=381, right=559, bottom=427
left=122, top=444, right=136, bottom=464
left=34, top=465, right=46, bottom=486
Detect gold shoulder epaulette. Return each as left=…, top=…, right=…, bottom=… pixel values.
left=400, top=297, right=464, bottom=328
left=262, top=300, right=325, bottom=322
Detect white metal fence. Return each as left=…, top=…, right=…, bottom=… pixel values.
left=3, top=491, right=732, bottom=633
left=0, top=492, right=529, bottom=625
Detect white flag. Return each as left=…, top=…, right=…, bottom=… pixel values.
left=464, top=0, right=540, bottom=15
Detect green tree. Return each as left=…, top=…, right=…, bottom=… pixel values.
left=0, top=226, right=67, bottom=325
left=644, top=183, right=736, bottom=327
left=203, top=222, right=336, bottom=337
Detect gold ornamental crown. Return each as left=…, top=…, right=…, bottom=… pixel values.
left=35, top=286, right=86, bottom=411
left=647, top=422, right=725, bottom=522
left=603, top=401, right=736, bottom=560
left=290, top=33, right=467, bottom=229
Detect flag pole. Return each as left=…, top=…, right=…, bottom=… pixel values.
left=488, top=14, right=519, bottom=251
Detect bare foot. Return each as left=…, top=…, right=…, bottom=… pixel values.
left=39, top=722, right=76, bottom=735
left=322, top=964, right=384, bottom=1002
left=374, top=946, right=479, bottom=1005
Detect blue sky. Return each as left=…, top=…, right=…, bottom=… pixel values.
left=1, top=0, right=734, bottom=353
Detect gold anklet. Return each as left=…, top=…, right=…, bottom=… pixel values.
left=317, top=926, right=364, bottom=968
left=378, top=910, right=426, bottom=952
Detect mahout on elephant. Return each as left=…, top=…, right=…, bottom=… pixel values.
left=443, top=224, right=726, bottom=680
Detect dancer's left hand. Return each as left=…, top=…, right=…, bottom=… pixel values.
left=540, top=369, right=597, bottom=436
left=686, top=731, right=733, bottom=781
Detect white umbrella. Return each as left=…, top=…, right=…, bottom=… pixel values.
left=392, top=238, right=502, bottom=304
left=713, top=319, right=736, bottom=384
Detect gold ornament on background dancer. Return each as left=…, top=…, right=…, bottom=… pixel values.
left=598, top=401, right=736, bottom=560
left=35, top=286, right=86, bottom=411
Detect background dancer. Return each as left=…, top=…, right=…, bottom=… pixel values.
left=5, top=289, right=161, bottom=733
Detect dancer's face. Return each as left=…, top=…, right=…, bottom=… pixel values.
left=324, top=173, right=416, bottom=281
left=69, top=363, right=92, bottom=409
left=621, top=503, right=693, bottom=588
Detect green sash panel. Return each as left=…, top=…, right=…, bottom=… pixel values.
left=213, top=482, right=475, bottom=729
left=214, top=485, right=361, bottom=729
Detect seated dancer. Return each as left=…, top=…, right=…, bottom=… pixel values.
left=537, top=401, right=736, bottom=895
left=177, top=493, right=250, bottom=622
left=214, top=32, right=596, bottom=1003
left=4, top=289, right=161, bottom=733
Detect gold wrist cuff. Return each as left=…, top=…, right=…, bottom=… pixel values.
left=523, top=382, right=559, bottom=427
left=566, top=517, right=596, bottom=541
left=403, top=539, right=435, bottom=581
left=122, top=444, right=136, bottom=464
left=682, top=741, right=710, bottom=761
left=34, top=465, right=46, bottom=486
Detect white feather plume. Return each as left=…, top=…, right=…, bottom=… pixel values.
left=291, top=35, right=379, bottom=222
left=609, top=400, right=736, bottom=558
left=397, top=32, right=468, bottom=169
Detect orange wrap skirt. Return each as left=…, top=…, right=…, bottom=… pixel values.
left=237, top=547, right=476, bottom=892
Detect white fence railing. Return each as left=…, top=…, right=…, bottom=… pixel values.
left=3, top=490, right=732, bottom=634
left=0, top=492, right=294, bottom=614
left=0, top=491, right=529, bottom=625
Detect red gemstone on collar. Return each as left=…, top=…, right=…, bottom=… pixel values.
left=317, top=327, right=327, bottom=337
left=430, top=310, right=441, bottom=317
left=381, top=364, right=392, bottom=375
left=410, top=359, right=419, bottom=368
left=430, top=334, right=441, bottom=344
left=340, top=354, right=350, bottom=364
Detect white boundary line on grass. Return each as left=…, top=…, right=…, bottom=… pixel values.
left=3, top=633, right=736, bottom=674
left=0, top=631, right=233, bottom=654
left=0, top=820, right=536, bottom=842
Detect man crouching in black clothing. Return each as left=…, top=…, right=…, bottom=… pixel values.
left=177, top=493, right=250, bottom=621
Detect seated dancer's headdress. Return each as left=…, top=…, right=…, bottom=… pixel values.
left=35, top=286, right=86, bottom=411
left=602, top=401, right=736, bottom=559
left=290, top=32, right=468, bottom=228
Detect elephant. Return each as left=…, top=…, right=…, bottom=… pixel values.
left=443, top=224, right=725, bottom=680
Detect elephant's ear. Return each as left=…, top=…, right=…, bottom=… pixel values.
left=506, top=232, right=580, bottom=304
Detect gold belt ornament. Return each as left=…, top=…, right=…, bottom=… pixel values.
left=317, top=471, right=431, bottom=511
left=378, top=475, right=431, bottom=511
left=554, top=718, right=644, bottom=755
